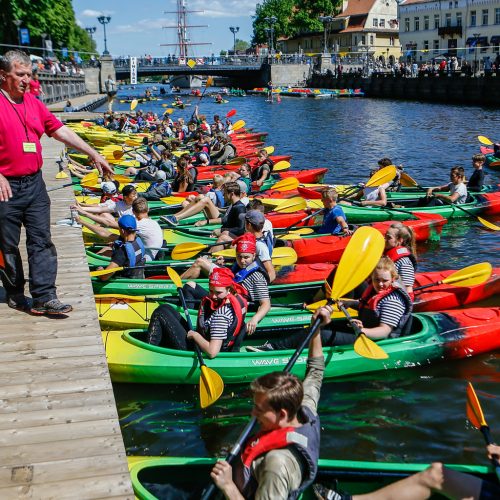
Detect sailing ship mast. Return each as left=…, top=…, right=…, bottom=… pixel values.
left=162, top=0, right=211, bottom=58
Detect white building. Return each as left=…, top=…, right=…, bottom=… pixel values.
left=398, top=0, right=500, bottom=62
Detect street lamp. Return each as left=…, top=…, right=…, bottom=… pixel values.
left=264, top=16, right=277, bottom=55
left=40, top=32, right=47, bottom=58
left=318, top=16, right=334, bottom=54
left=86, top=26, right=97, bottom=40
left=229, top=26, right=239, bottom=55
left=97, top=15, right=111, bottom=55
left=473, top=32, right=480, bottom=77
left=13, top=19, right=22, bottom=46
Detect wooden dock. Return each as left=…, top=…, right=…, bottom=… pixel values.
left=0, top=138, right=134, bottom=498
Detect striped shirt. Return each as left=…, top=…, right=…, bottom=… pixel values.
left=241, top=272, right=270, bottom=302
left=378, top=293, right=407, bottom=328
left=394, top=257, right=415, bottom=287
left=204, top=304, right=234, bottom=341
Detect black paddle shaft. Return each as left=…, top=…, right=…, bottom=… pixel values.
left=282, top=208, right=324, bottom=233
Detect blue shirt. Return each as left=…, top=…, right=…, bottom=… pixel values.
left=317, top=206, right=347, bottom=235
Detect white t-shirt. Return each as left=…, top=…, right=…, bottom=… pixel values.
left=256, top=240, right=271, bottom=263
left=363, top=186, right=382, bottom=202
left=103, top=199, right=133, bottom=217
left=263, top=218, right=274, bottom=240
left=448, top=182, right=468, bottom=204
left=137, top=217, right=164, bottom=261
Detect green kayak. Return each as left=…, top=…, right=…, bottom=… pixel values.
left=339, top=192, right=500, bottom=223
left=103, top=307, right=500, bottom=384
left=128, top=455, right=494, bottom=500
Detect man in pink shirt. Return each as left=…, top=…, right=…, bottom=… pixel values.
left=28, top=71, right=43, bottom=100
left=0, top=50, right=113, bottom=315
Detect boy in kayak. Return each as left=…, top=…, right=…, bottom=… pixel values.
left=147, top=267, right=248, bottom=358
left=252, top=149, right=275, bottom=187
left=467, top=154, right=485, bottom=192
left=317, top=188, right=352, bottom=235
left=210, top=316, right=324, bottom=498
left=425, top=166, right=468, bottom=205
left=249, top=257, right=412, bottom=351
left=313, top=443, right=500, bottom=500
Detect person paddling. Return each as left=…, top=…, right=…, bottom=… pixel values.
left=317, top=188, right=352, bottom=235
left=424, top=166, right=468, bottom=206
left=147, top=267, right=248, bottom=358
left=467, top=154, right=485, bottom=192
left=251, top=149, right=275, bottom=187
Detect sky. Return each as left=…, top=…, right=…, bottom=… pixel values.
left=72, top=0, right=259, bottom=57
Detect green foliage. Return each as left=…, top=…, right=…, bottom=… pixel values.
left=235, top=39, right=250, bottom=52
left=252, top=0, right=340, bottom=44
left=0, top=0, right=96, bottom=58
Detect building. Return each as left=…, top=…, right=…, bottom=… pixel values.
left=279, top=0, right=402, bottom=64
left=398, top=0, right=500, bottom=63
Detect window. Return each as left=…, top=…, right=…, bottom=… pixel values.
left=379, top=19, right=385, bottom=27
left=354, top=36, right=358, bottom=45
left=445, top=13, right=451, bottom=27
left=415, top=17, right=420, bottom=31
left=471, top=10, right=476, bottom=27
left=456, top=12, right=462, bottom=26
left=449, top=1, right=452, bottom=8
left=362, top=35, right=366, bottom=45
left=454, top=1, right=458, bottom=7
left=434, top=14, right=440, bottom=29
left=390, top=36, right=395, bottom=46
left=370, top=35, right=374, bottom=45
left=433, top=39, right=439, bottom=53
left=405, top=18, right=410, bottom=31
left=482, top=9, right=488, bottom=26
left=424, top=16, right=429, bottom=30
left=373, top=18, right=378, bottom=27
left=424, top=40, right=429, bottom=50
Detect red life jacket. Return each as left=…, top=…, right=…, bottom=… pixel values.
left=196, top=293, right=247, bottom=351
left=385, top=246, right=417, bottom=268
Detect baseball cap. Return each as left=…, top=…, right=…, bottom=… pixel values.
left=155, top=170, right=167, bottom=181
left=101, top=181, right=117, bottom=194
left=118, top=214, right=137, bottom=231
left=240, top=209, right=265, bottom=225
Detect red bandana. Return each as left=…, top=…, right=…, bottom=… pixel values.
left=232, top=233, right=257, bottom=254
left=209, top=267, right=235, bottom=287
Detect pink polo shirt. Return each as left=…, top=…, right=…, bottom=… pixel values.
left=0, top=91, right=63, bottom=177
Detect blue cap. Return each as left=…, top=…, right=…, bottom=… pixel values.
left=118, top=214, right=137, bottom=231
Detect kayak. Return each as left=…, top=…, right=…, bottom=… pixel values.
left=91, top=262, right=334, bottom=299
left=335, top=192, right=500, bottom=223
left=102, top=307, right=500, bottom=384
left=485, top=154, right=500, bottom=171
left=127, top=456, right=494, bottom=500
left=196, top=168, right=326, bottom=184
left=214, top=99, right=229, bottom=104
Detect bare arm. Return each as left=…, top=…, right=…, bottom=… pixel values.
left=186, top=330, right=223, bottom=359
left=262, top=259, right=276, bottom=283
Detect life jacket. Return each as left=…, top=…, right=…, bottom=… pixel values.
left=231, top=260, right=271, bottom=296
left=100, top=193, right=123, bottom=204
left=258, top=233, right=274, bottom=258
left=251, top=158, right=275, bottom=181
left=112, top=237, right=146, bottom=278
left=233, top=406, right=320, bottom=499
left=196, top=293, right=248, bottom=351
left=358, top=283, right=413, bottom=338
left=193, top=151, right=209, bottom=165
left=385, top=246, right=418, bottom=270
left=209, top=188, right=225, bottom=208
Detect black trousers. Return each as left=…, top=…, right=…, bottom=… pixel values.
left=147, top=303, right=192, bottom=350
left=0, top=170, right=58, bottom=303
left=269, top=327, right=356, bottom=350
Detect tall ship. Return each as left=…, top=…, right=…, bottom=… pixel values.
left=162, top=0, right=211, bottom=88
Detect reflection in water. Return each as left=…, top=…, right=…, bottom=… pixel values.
left=107, top=86, right=500, bottom=465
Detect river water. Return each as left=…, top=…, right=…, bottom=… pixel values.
left=100, top=87, right=499, bottom=466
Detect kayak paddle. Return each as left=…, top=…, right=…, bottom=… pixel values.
left=200, top=225, right=387, bottom=500
left=167, top=267, right=224, bottom=409
left=272, top=160, right=291, bottom=172
left=272, top=197, right=307, bottom=213
left=339, top=165, right=398, bottom=201
left=130, top=99, right=138, bottom=111
left=263, top=146, right=274, bottom=155
left=229, top=119, right=245, bottom=132
left=213, top=246, right=298, bottom=266
left=89, top=263, right=168, bottom=277
left=269, top=177, right=299, bottom=191
left=466, top=381, right=500, bottom=481
left=477, top=135, right=494, bottom=146
left=414, top=262, right=492, bottom=292
left=225, top=157, right=247, bottom=165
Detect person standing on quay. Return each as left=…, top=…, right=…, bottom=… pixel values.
left=0, top=50, right=113, bottom=315
left=104, top=74, right=117, bottom=112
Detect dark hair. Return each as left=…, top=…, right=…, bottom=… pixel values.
left=247, top=199, right=265, bottom=212
left=377, top=158, right=393, bottom=167
left=122, top=184, right=137, bottom=197
left=223, top=181, right=241, bottom=197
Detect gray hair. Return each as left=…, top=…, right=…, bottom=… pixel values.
left=0, top=50, right=31, bottom=72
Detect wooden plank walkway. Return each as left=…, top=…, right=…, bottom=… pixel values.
left=0, top=138, right=134, bottom=498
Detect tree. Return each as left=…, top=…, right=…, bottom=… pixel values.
left=235, top=39, right=250, bottom=52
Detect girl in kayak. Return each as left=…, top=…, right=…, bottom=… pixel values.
left=424, top=166, right=468, bottom=205
left=384, top=223, right=417, bottom=297
left=249, top=257, right=412, bottom=351
left=251, top=149, right=274, bottom=187
left=181, top=233, right=272, bottom=336
left=147, top=267, right=248, bottom=358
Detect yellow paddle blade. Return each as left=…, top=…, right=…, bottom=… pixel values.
left=270, top=247, right=297, bottom=266
left=171, top=242, right=209, bottom=260
left=130, top=99, right=139, bottom=111
left=271, top=177, right=299, bottom=191
left=200, top=364, right=224, bottom=409
left=354, top=333, right=388, bottom=360
left=400, top=172, right=419, bottom=188
left=276, top=227, right=315, bottom=239
left=478, top=135, right=493, bottom=146
left=159, top=196, right=186, bottom=205
left=164, top=108, right=174, bottom=115
left=206, top=76, right=214, bottom=87
left=89, top=266, right=125, bottom=277
left=55, top=170, right=68, bottom=179
left=81, top=171, right=99, bottom=185
left=113, top=150, right=126, bottom=160
left=466, top=381, right=488, bottom=429
left=230, top=120, right=245, bottom=132
left=166, top=266, right=183, bottom=288
left=113, top=174, right=135, bottom=184
left=263, top=146, right=275, bottom=154
left=273, top=197, right=307, bottom=213
left=441, top=262, right=492, bottom=287
left=273, top=161, right=291, bottom=172
left=226, top=157, right=246, bottom=165
left=366, top=165, right=397, bottom=188
left=478, top=216, right=500, bottom=231
left=290, top=227, right=314, bottom=235
left=277, top=233, right=302, bottom=241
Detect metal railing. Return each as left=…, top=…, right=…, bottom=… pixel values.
left=37, top=74, right=87, bottom=104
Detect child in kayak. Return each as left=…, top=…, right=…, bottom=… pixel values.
left=251, top=149, right=275, bottom=187
left=425, top=166, right=468, bottom=205
left=467, top=154, right=485, bottom=192
left=147, top=267, right=248, bottom=358
left=248, top=257, right=412, bottom=351
left=317, top=188, right=352, bottom=235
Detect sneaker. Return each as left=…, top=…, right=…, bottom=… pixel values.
left=31, top=299, right=73, bottom=315
left=161, top=215, right=178, bottom=226
left=7, top=294, right=29, bottom=311
left=313, top=483, right=350, bottom=500
left=246, top=342, right=274, bottom=352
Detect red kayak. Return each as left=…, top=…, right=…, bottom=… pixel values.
left=278, top=214, right=447, bottom=263
left=413, top=268, right=500, bottom=312
left=196, top=168, right=325, bottom=183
